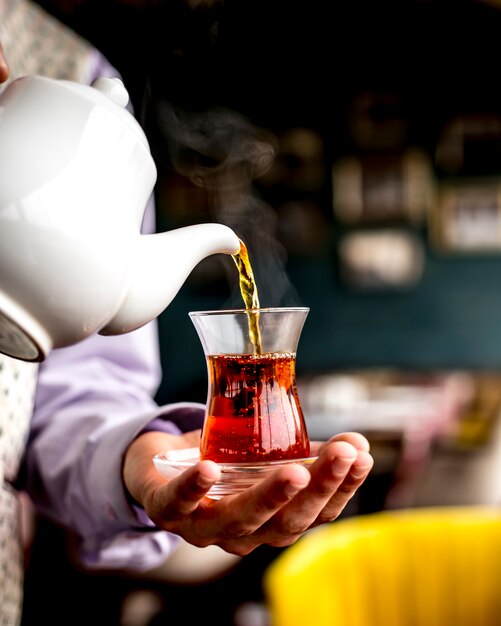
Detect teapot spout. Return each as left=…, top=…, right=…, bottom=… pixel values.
left=100, top=223, right=240, bottom=336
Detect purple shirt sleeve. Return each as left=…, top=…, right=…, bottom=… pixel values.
left=25, top=327, right=206, bottom=571
left=20, top=47, right=206, bottom=572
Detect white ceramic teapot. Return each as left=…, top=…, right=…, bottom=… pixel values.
left=0, top=75, right=240, bottom=362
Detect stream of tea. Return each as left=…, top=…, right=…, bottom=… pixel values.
left=231, top=239, right=262, bottom=353
left=199, top=238, right=310, bottom=463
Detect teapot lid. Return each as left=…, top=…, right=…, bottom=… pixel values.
left=25, top=75, right=151, bottom=151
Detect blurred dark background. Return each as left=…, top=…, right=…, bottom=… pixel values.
left=146, top=0, right=501, bottom=402
left=23, top=1, right=501, bottom=625
left=36, top=0, right=501, bottom=400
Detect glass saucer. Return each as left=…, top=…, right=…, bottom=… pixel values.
left=153, top=447, right=318, bottom=500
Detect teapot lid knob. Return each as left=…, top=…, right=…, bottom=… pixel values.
left=91, top=77, right=129, bottom=108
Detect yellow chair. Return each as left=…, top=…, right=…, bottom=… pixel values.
left=264, top=507, right=501, bottom=626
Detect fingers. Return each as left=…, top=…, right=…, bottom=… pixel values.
left=161, top=461, right=315, bottom=555
left=221, top=463, right=312, bottom=532
left=220, top=439, right=365, bottom=537
left=310, top=432, right=374, bottom=515
left=284, top=441, right=360, bottom=514
left=322, top=433, right=374, bottom=515
left=329, top=431, right=371, bottom=451
left=195, top=463, right=313, bottom=554
left=149, top=460, right=221, bottom=523
left=256, top=440, right=373, bottom=546
left=145, top=433, right=374, bottom=556
left=314, top=448, right=374, bottom=524
left=310, top=431, right=371, bottom=455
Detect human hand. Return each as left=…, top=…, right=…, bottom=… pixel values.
left=0, top=42, right=9, bottom=83
left=123, top=429, right=374, bottom=556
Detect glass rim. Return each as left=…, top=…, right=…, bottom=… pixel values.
left=189, top=307, right=310, bottom=317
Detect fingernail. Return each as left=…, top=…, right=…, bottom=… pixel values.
left=196, top=471, right=218, bottom=489
left=284, top=481, right=307, bottom=497
left=195, top=477, right=212, bottom=490
left=332, top=456, right=356, bottom=475
left=351, top=464, right=373, bottom=479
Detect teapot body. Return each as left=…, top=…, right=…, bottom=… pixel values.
left=0, top=75, right=157, bottom=361
left=0, top=75, right=241, bottom=363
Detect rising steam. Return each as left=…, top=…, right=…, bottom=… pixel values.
left=152, top=100, right=301, bottom=307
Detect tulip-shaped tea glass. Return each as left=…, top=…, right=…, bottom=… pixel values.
left=191, top=307, right=311, bottom=463
left=153, top=307, right=317, bottom=499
